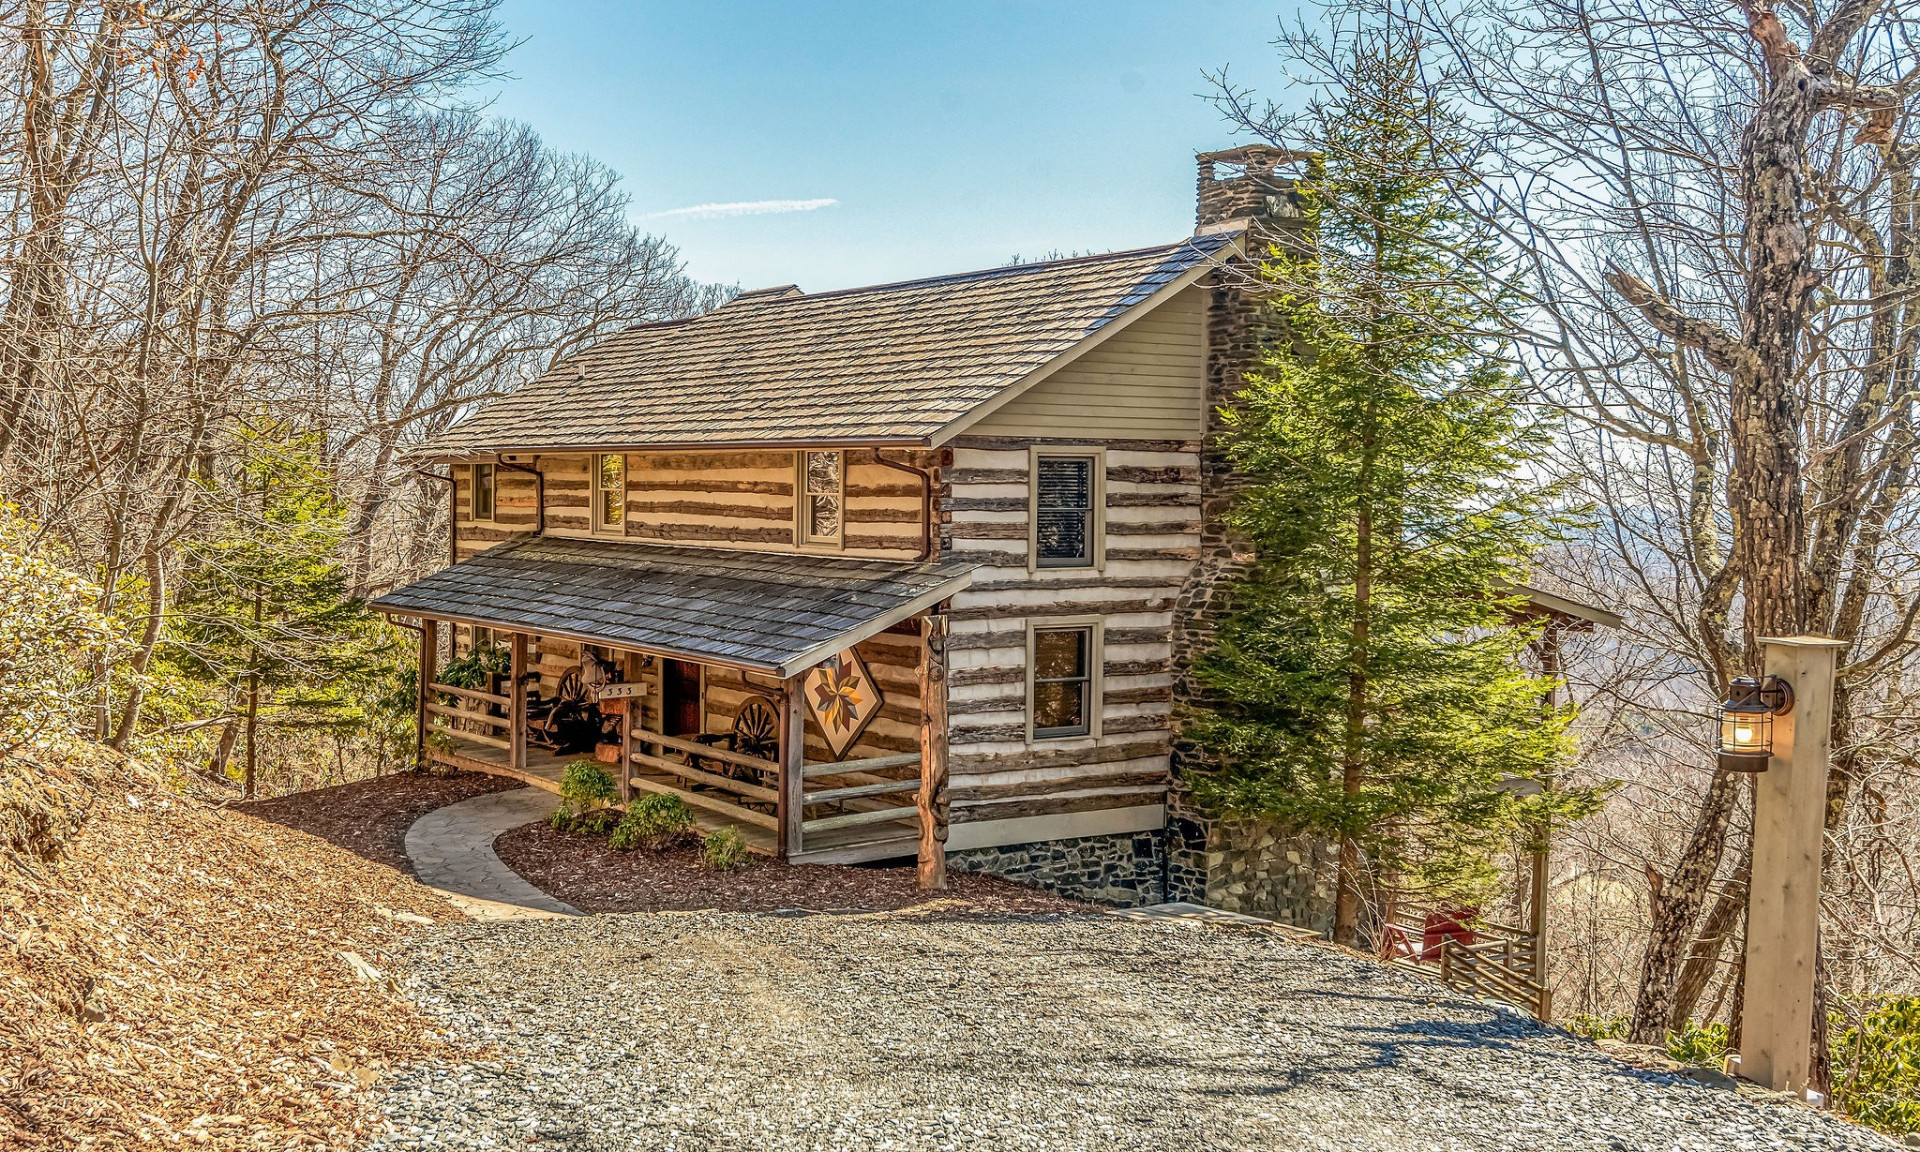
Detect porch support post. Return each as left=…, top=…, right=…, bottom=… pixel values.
left=416, top=618, right=438, bottom=772
left=917, top=613, right=950, bottom=890
left=510, top=632, right=529, bottom=775
left=778, top=675, right=806, bottom=859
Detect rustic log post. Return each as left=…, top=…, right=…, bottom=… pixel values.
left=778, top=674, right=806, bottom=859
left=917, top=613, right=950, bottom=890
left=510, top=632, right=529, bottom=776
left=1740, top=635, right=1843, bottom=1094
left=617, top=652, right=639, bottom=802
left=417, top=618, right=438, bottom=772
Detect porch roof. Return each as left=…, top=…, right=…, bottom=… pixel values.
left=371, top=537, right=973, bottom=677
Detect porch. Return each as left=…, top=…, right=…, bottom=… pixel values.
left=374, top=536, right=974, bottom=879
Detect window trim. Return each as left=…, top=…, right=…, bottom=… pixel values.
left=794, top=448, right=846, bottom=550
left=592, top=453, right=626, bottom=536
left=469, top=462, right=496, bottom=524
left=1028, top=446, right=1105, bottom=572
left=1026, top=617, right=1104, bottom=742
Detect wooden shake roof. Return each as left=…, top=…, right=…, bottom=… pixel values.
left=421, top=233, right=1238, bottom=456
left=369, top=537, right=973, bottom=676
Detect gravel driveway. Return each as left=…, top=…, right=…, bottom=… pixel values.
left=368, top=909, right=1892, bottom=1151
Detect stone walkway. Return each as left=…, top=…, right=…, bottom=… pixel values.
left=403, top=787, right=580, bottom=920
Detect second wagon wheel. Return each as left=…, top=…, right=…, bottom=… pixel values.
left=731, top=696, right=781, bottom=784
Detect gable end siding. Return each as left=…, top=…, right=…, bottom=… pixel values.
left=967, top=286, right=1206, bottom=441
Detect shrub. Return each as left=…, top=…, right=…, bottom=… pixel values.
left=436, top=643, right=510, bottom=691
left=1666, top=1021, right=1730, bottom=1067
left=1833, top=996, right=1920, bottom=1136
left=703, top=827, right=750, bottom=871
left=1563, top=1014, right=1628, bottom=1041
left=610, top=793, right=694, bottom=851
left=551, top=760, right=617, bottom=831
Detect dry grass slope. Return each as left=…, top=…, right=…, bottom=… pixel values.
left=1, top=754, right=456, bottom=1150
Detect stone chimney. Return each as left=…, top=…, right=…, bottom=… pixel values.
left=1170, top=147, right=1313, bottom=760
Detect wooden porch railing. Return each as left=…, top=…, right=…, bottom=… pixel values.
left=1439, top=936, right=1550, bottom=1019
left=426, top=682, right=512, bottom=750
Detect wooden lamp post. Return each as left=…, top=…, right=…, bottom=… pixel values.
left=1732, top=635, right=1844, bottom=1095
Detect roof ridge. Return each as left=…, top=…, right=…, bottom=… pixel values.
left=746, top=233, right=1231, bottom=307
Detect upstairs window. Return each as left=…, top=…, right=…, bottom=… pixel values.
left=1031, top=625, right=1096, bottom=739
left=470, top=462, right=495, bottom=522
left=594, top=454, right=625, bottom=533
left=800, top=450, right=843, bottom=545
left=1034, top=453, right=1098, bottom=568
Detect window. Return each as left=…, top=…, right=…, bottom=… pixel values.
left=799, top=449, right=843, bottom=545
left=594, top=454, right=625, bottom=533
left=470, top=462, right=495, bottom=522
left=1030, top=624, right=1096, bottom=739
left=1033, top=453, right=1099, bottom=568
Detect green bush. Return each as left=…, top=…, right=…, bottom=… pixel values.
left=1833, top=996, right=1920, bottom=1136
left=702, top=827, right=750, bottom=871
left=1666, top=1021, right=1730, bottom=1067
left=610, top=793, right=694, bottom=851
left=551, top=760, right=618, bottom=831
left=436, top=643, right=510, bottom=691
left=1563, top=1014, right=1628, bottom=1041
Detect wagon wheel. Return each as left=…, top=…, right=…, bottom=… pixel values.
left=731, top=697, right=781, bottom=781
left=553, top=668, right=588, bottom=707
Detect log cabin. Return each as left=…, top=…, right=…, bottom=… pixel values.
left=373, top=148, right=1615, bottom=906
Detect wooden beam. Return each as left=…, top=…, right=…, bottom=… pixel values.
left=918, top=613, right=950, bottom=890
left=803, top=805, right=921, bottom=835
left=799, top=752, right=922, bottom=779
left=510, top=632, right=529, bottom=776
left=804, top=777, right=922, bottom=805
left=417, top=619, right=437, bottom=772
left=629, top=750, right=779, bottom=804
left=643, top=728, right=780, bottom=774
left=628, top=775, right=779, bottom=830
left=779, top=675, right=806, bottom=859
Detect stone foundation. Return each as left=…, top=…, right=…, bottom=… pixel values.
left=1167, top=800, right=1336, bottom=934
left=948, top=829, right=1166, bottom=908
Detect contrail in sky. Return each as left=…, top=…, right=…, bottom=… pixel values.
left=647, top=198, right=837, bottom=220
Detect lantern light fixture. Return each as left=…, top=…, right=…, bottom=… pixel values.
left=1718, top=675, right=1793, bottom=772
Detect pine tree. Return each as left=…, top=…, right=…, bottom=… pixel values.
left=1194, top=30, right=1581, bottom=947
left=163, top=429, right=401, bottom=796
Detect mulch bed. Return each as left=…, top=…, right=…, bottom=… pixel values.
left=494, top=821, right=1092, bottom=915
left=239, top=770, right=522, bottom=876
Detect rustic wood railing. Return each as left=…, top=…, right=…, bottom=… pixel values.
left=799, top=753, right=922, bottom=848
left=627, top=730, right=781, bottom=831
left=1439, top=936, right=1550, bottom=1018
left=1384, top=901, right=1550, bottom=1019
left=426, top=682, right=511, bottom=750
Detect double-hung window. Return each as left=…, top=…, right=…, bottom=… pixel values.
left=470, top=462, right=495, bottom=522
left=1033, top=452, right=1100, bottom=568
left=1030, top=624, right=1097, bottom=739
left=799, top=449, right=844, bottom=546
left=594, top=454, right=625, bottom=533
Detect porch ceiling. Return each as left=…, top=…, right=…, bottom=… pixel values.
left=371, top=537, right=973, bottom=677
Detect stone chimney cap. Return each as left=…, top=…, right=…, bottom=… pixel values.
left=1196, top=145, right=1317, bottom=166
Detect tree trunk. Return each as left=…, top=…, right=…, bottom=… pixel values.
left=243, top=587, right=263, bottom=799
left=1630, top=770, right=1743, bottom=1041
left=1335, top=399, right=1379, bottom=950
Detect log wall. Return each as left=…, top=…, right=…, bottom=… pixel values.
left=941, top=435, right=1201, bottom=833
left=701, top=628, right=922, bottom=764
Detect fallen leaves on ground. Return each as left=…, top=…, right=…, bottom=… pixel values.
left=0, top=753, right=455, bottom=1150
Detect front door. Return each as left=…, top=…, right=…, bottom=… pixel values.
left=662, top=659, right=702, bottom=736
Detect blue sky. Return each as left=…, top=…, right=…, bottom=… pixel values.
left=482, top=2, right=1303, bottom=291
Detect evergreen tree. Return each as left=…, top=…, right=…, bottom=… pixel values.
left=1194, top=30, right=1582, bottom=947
left=163, top=429, right=401, bottom=796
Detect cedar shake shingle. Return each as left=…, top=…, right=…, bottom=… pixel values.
left=421, top=234, right=1236, bottom=455
left=369, top=536, right=973, bottom=676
